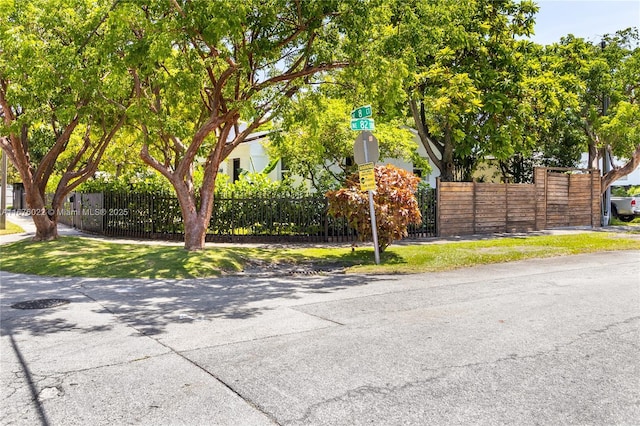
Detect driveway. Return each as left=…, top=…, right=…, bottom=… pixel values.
left=1, top=251, right=639, bottom=425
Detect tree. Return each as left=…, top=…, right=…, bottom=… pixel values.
left=484, top=29, right=640, bottom=187
left=600, top=101, right=640, bottom=189
left=599, top=31, right=640, bottom=190
left=549, top=29, right=640, bottom=192
left=497, top=40, right=586, bottom=183
left=383, top=0, right=538, bottom=181
left=326, top=164, right=421, bottom=253
left=121, top=0, right=375, bottom=250
left=0, top=0, right=131, bottom=240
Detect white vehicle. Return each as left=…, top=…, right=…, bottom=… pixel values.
left=610, top=197, right=640, bottom=222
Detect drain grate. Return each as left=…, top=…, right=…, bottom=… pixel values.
left=11, top=299, right=71, bottom=310
left=288, top=269, right=322, bottom=275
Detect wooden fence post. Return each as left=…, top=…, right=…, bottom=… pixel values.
left=472, top=180, right=477, bottom=235
left=436, top=177, right=441, bottom=237
left=534, top=167, right=547, bottom=231
left=592, top=169, right=601, bottom=228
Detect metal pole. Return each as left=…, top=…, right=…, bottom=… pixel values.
left=602, top=150, right=611, bottom=226
left=368, top=191, right=380, bottom=264
left=364, top=138, right=380, bottom=264
left=1, top=148, right=7, bottom=230
left=601, top=39, right=611, bottom=226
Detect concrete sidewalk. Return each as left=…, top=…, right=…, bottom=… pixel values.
left=3, top=211, right=638, bottom=248
left=1, top=251, right=639, bottom=425
left=1, top=214, right=83, bottom=245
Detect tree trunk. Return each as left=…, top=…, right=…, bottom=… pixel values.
left=183, top=212, right=207, bottom=251
left=25, top=188, right=58, bottom=241
left=173, top=181, right=210, bottom=251
left=32, top=212, right=58, bottom=241
left=600, top=144, right=640, bottom=193
left=439, top=161, right=455, bottom=182
left=587, top=141, right=599, bottom=170
left=440, top=128, right=455, bottom=182
left=584, top=121, right=600, bottom=170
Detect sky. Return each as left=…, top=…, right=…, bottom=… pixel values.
left=529, top=0, right=640, bottom=45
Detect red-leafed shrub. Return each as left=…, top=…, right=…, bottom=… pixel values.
left=326, top=164, right=422, bottom=252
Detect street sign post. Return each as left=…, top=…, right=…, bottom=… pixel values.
left=350, top=118, right=375, bottom=131
left=351, top=105, right=372, bottom=119
left=351, top=106, right=380, bottom=264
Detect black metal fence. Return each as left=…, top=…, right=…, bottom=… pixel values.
left=407, top=188, right=438, bottom=239
left=56, top=189, right=436, bottom=243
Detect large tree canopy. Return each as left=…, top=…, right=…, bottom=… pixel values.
left=496, top=39, right=586, bottom=183
left=548, top=29, right=640, bottom=191
left=383, top=0, right=538, bottom=182
left=596, top=30, right=640, bottom=190
left=118, top=0, right=376, bottom=250
left=0, top=0, right=132, bottom=240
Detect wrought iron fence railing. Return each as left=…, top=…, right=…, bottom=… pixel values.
left=53, top=189, right=436, bottom=243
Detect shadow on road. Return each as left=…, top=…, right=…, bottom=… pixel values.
left=0, top=271, right=379, bottom=338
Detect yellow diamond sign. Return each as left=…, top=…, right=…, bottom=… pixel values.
left=358, top=162, right=376, bottom=191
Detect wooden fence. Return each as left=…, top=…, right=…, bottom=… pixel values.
left=437, top=167, right=601, bottom=237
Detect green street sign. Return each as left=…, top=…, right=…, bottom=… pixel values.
left=350, top=118, right=375, bottom=131
left=351, top=105, right=372, bottom=119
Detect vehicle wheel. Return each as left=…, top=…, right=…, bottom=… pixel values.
left=619, top=215, right=634, bottom=222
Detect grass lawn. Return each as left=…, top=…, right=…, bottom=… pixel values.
left=0, top=220, right=25, bottom=236
left=611, top=216, right=640, bottom=226
left=1, top=232, right=639, bottom=279
left=351, top=232, right=640, bottom=274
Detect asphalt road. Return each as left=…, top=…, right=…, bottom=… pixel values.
left=1, top=250, right=639, bottom=425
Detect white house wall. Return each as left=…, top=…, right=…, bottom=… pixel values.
left=219, top=138, right=279, bottom=182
